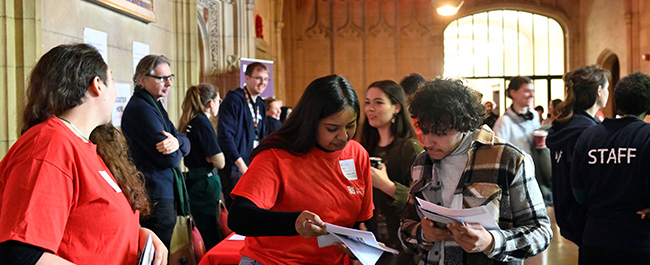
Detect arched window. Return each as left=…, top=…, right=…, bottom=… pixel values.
left=444, top=10, right=565, bottom=116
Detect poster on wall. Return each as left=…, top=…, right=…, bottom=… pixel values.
left=83, top=27, right=108, bottom=64
left=133, top=41, right=150, bottom=74
left=112, top=82, right=132, bottom=128
left=240, top=58, right=274, bottom=98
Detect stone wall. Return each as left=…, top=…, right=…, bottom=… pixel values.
left=0, top=0, right=200, bottom=159
left=280, top=0, right=583, bottom=107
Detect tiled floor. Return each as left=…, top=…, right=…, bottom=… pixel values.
left=546, top=207, right=579, bottom=265
left=524, top=207, right=579, bottom=265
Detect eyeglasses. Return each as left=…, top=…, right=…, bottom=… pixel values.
left=146, top=73, right=175, bottom=83
left=251, top=76, right=269, bottom=82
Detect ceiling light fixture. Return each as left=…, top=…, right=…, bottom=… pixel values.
left=436, top=0, right=464, bottom=16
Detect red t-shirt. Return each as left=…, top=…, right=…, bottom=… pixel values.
left=0, top=117, right=140, bottom=264
left=412, top=117, right=423, bottom=144
left=231, top=140, right=374, bottom=265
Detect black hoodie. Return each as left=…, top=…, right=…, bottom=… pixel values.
left=546, top=109, right=597, bottom=246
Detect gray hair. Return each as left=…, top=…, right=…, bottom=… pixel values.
left=133, top=55, right=171, bottom=86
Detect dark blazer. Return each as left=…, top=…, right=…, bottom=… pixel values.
left=121, top=90, right=190, bottom=203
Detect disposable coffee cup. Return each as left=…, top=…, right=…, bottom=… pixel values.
left=369, top=157, right=383, bottom=168
left=533, top=130, right=548, bottom=149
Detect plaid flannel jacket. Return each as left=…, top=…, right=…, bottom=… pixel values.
left=399, top=126, right=552, bottom=265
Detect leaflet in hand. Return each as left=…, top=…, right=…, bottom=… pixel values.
left=416, top=197, right=499, bottom=230
left=138, top=234, right=155, bottom=265
left=317, top=222, right=399, bottom=265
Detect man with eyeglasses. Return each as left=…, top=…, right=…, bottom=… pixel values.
left=217, top=62, right=268, bottom=207
left=121, top=54, right=190, bottom=249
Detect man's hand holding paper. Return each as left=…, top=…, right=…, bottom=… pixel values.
left=446, top=222, right=495, bottom=253
left=317, top=222, right=399, bottom=265
left=421, top=217, right=453, bottom=242
left=416, top=197, right=499, bottom=230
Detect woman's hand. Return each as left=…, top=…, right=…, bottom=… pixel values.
left=420, top=217, right=453, bottom=242
left=446, top=222, right=494, bottom=253
left=370, top=164, right=396, bottom=198
left=235, top=158, right=248, bottom=174
left=295, top=210, right=327, bottom=238
left=156, top=131, right=179, bottom=155
left=139, top=227, right=168, bottom=265
left=637, top=207, right=650, bottom=219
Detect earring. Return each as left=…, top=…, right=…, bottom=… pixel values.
left=391, top=114, right=396, bottom=124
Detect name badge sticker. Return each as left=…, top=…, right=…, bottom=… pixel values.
left=339, top=159, right=358, bottom=180
left=99, top=170, right=123, bottom=193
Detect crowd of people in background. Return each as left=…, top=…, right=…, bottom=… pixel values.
left=2, top=42, right=650, bottom=265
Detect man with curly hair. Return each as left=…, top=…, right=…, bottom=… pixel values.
left=570, top=72, right=650, bottom=264
left=399, top=78, right=552, bottom=265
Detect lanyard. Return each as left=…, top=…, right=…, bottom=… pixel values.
left=243, top=88, right=261, bottom=131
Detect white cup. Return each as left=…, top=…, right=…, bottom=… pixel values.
left=533, top=130, right=548, bottom=149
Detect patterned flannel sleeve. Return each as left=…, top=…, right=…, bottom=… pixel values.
left=484, top=153, right=553, bottom=261
left=398, top=193, right=434, bottom=256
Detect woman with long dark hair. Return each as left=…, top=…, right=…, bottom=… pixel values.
left=360, top=80, right=422, bottom=264
left=178, top=83, right=225, bottom=250
left=0, top=43, right=166, bottom=265
left=546, top=65, right=610, bottom=253
left=228, top=75, right=373, bottom=264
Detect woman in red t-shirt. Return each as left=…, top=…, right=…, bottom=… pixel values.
left=228, top=75, right=374, bottom=264
left=0, top=43, right=167, bottom=265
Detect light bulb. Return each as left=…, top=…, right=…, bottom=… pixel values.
left=435, top=0, right=464, bottom=16
left=437, top=6, right=459, bottom=16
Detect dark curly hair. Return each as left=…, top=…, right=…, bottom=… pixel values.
left=614, top=72, right=650, bottom=116
left=409, top=78, right=486, bottom=135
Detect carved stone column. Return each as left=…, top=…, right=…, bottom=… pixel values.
left=272, top=0, right=285, bottom=101
left=243, top=0, right=257, bottom=58
left=171, top=0, right=200, bottom=120
left=0, top=0, right=41, bottom=158
left=624, top=0, right=640, bottom=72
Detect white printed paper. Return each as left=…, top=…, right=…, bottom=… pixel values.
left=228, top=234, right=246, bottom=241
left=132, top=41, right=150, bottom=74
left=83, top=28, right=108, bottom=63
left=317, top=222, right=398, bottom=265
left=112, top=82, right=132, bottom=128
left=416, top=197, right=499, bottom=230
left=138, top=234, right=155, bottom=265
